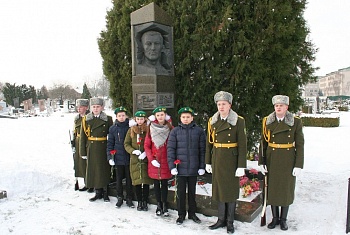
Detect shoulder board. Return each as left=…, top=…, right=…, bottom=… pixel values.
left=295, top=116, right=301, bottom=119
left=238, top=115, right=244, bottom=119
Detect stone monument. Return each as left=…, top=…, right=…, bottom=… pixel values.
left=130, top=2, right=175, bottom=117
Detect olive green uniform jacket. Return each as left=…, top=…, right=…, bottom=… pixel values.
left=73, top=114, right=86, bottom=178
left=259, top=111, right=304, bottom=206
left=79, top=112, right=113, bottom=189
left=124, top=124, right=153, bottom=186
left=205, top=110, right=247, bottom=202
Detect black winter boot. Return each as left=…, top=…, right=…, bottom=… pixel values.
left=126, top=198, right=135, bottom=208
left=115, top=196, right=123, bottom=208
left=137, top=201, right=143, bottom=211
left=163, top=202, right=169, bottom=217
left=268, top=206, right=280, bottom=229
left=89, top=188, right=102, bottom=202
left=156, top=202, right=163, bottom=216
left=103, top=188, right=110, bottom=202
left=227, top=221, right=234, bottom=234
left=280, top=206, right=289, bottom=231
left=142, top=201, right=148, bottom=211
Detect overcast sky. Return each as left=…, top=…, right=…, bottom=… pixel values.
left=0, top=1, right=349, bottom=89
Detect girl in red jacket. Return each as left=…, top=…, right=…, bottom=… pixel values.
left=144, top=106, right=173, bottom=216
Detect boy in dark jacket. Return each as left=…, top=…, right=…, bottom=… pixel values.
left=167, top=107, right=206, bottom=225
left=107, top=106, right=134, bottom=208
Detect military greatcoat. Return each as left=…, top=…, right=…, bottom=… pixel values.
left=205, top=109, right=247, bottom=202
left=79, top=112, right=113, bottom=189
left=124, top=123, right=153, bottom=186
left=259, top=111, right=304, bottom=206
left=73, top=114, right=86, bottom=178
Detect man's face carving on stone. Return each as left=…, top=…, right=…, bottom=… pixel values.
left=141, top=31, right=163, bottom=62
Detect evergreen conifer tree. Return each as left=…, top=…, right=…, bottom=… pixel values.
left=81, top=83, right=92, bottom=99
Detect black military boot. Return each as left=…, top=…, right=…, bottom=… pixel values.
left=268, top=206, right=280, bottom=229
left=74, top=180, right=79, bottom=191
left=115, top=196, right=123, bottom=208
left=280, top=206, right=289, bottom=231
left=209, top=219, right=226, bottom=230
left=142, top=201, right=148, bottom=211
left=163, top=202, right=169, bottom=217
left=156, top=202, right=163, bottom=216
left=87, top=188, right=94, bottom=193
left=89, top=188, right=102, bottom=202
left=103, top=188, right=110, bottom=202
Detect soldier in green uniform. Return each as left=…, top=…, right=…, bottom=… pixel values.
left=79, top=97, right=113, bottom=202
left=72, top=99, right=90, bottom=191
left=259, top=95, right=304, bottom=231
left=205, top=91, right=247, bottom=234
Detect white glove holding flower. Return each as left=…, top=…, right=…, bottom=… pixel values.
left=109, top=159, right=115, bottom=166
left=132, top=150, right=141, bottom=156
left=81, top=156, right=87, bottom=160
left=171, top=168, right=178, bottom=175
left=151, top=160, right=160, bottom=168
left=292, top=167, right=301, bottom=176
left=198, top=169, right=205, bottom=175
left=235, top=168, right=245, bottom=177
left=259, top=165, right=268, bottom=175
left=205, top=164, right=212, bottom=173
left=138, top=152, right=146, bottom=160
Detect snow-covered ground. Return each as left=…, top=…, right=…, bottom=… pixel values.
left=0, top=110, right=349, bottom=234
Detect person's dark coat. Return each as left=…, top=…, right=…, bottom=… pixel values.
left=107, top=119, right=130, bottom=166
left=79, top=112, right=113, bottom=188
left=259, top=111, right=304, bottom=206
left=124, top=122, right=153, bottom=186
left=73, top=114, right=86, bottom=178
left=167, top=122, right=206, bottom=176
left=205, top=110, right=247, bottom=202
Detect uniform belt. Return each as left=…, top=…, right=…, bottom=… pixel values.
left=213, top=143, right=238, bottom=148
left=88, top=137, right=107, bottom=141
left=268, top=143, right=294, bottom=148
left=77, top=134, right=81, bottom=137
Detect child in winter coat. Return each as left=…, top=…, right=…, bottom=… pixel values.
left=124, top=111, right=153, bottom=211
left=167, top=107, right=206, bottom=225
left=107, top=106, right=134, bottom=208
left=144, top=106, right=173, bottom=216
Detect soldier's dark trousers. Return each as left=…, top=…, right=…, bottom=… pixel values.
left=177, top=176, right=197, bottom=217
left=115, top=165, right=133, bottom=199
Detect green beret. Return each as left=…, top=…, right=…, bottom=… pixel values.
left=152, top=106, right=166, bottom=114
left=134, top=110, right=146, bottom=117
left=178, top=107, right=194, bottom=116
left=114, top=106, right=127, bottom=114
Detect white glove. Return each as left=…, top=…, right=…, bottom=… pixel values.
left=109, top=159, right=115, bottom=166
left=292, top=167, right=301, bottom=176
left=148, top=115, right=156, bottom=122
left=235, top=168, right=245, bottom=177
left=132, top=150, right=142, bottom=155
left=81, top=156, right=87, bottom=160
left=171, top=168, right=178, bottom=175
left=129, top=119, right=137, bottom=127
left=198, top=169, right=205, bottom=175
left=72, top=147, right=76, bottom=153
left=151, top=160, right=160, bottom=168
left=138, top=152, right=146, bottom=160
left=205, top=164, right=212, bottom=173
left=259, top=165, right=268, bottom=175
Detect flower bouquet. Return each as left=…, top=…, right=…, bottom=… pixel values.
left=239, top=169, right=260, bottom=197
